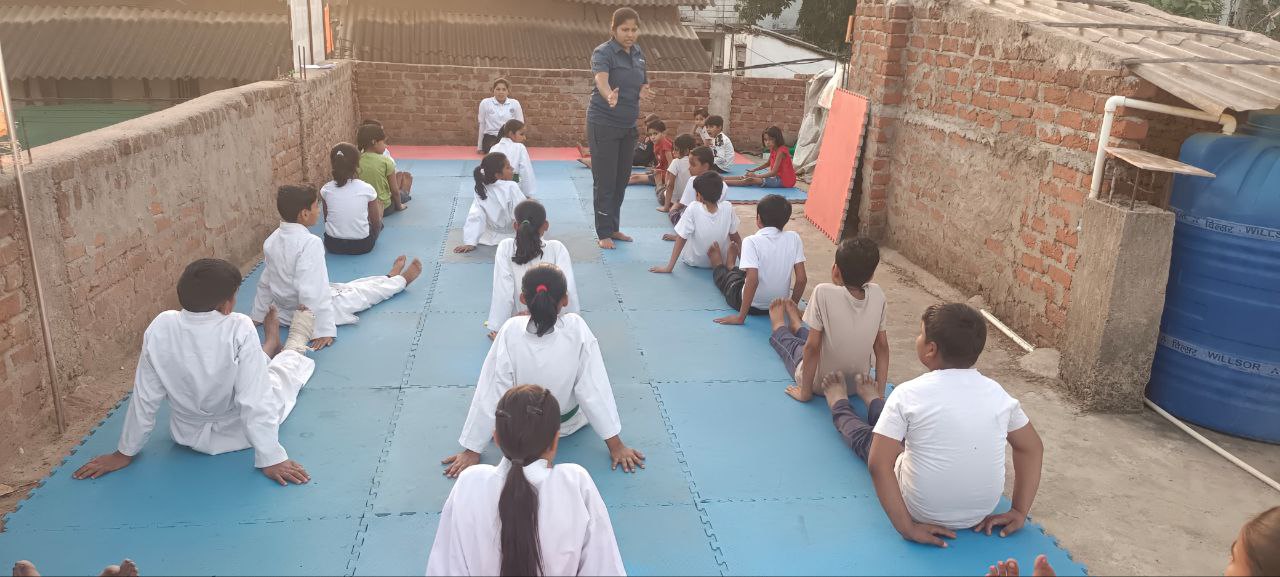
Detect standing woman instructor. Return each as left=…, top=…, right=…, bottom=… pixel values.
left=589, top=7, right=651, bottom=249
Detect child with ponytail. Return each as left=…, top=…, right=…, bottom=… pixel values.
left=320, top=142, right=382, bottom=255
left=444, top=263, right=645, bottom=477
left=427, top=385, right=625, bottom=576
left=488, top=119, right=537, bottom=198
left=455, top=152, right=529, bottom=254
left=486, top=200, right=580, bottom=339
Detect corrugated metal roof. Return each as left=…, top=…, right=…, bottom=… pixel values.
left=563, top=0, right=712, bottom=7
left=0, top=5, right=291, bottom=80
left=979, top=0, right=1280, bottom=115
left=333, top=5, right=712, bottom=72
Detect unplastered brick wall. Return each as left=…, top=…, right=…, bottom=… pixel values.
left=353, top=62, right=806, bottom=151
left=847, top=0, right=1207, bottom=346
left=0, top=62, right=356, bottom=468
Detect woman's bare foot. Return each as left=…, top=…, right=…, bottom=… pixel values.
left=387, top=255, right=407, bottom=277
left=769, top=298, right=789, bottom=332
left=101, top=560, right=138, bottom=577
left=783, top=299, right=803, bottom=333
left=262, top=306, right=282, bottom=357
left=577, top=158, right=592, bottom=169
left=598, top=238, right=616, bottom=249
left=611, top=231, right=633, bottom=242
left=576, top=142, right=589, bottom=157
left=854, top=372, right=880, bottom=407
left=401, top=258, right=423, bottom=285
left=13, top=561, right=39, bottom=577
left=821, top=372, right=850, bottom=410
left=707, top=242, right=725, bottom=269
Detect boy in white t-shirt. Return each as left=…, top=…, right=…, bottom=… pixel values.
left=663, top=146, right=724, bottom=242
left=819, top=303, right=1044, bottom=548
left=651, top=172, right=740, bottom=273
left=659, top=133, right=697, bottom=214
left=707, top=194, right=807, bottom=325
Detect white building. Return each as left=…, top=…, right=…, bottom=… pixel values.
left=680, top=1, right=836, bottom=78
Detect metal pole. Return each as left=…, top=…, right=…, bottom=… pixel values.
left=305, top=0, right=316, bottom=65
left=0, top=42, right=67, bottom=434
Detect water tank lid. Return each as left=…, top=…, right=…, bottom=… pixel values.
left=1245, top=111, right=1280, bottom=136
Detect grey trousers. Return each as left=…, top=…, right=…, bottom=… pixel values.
left=588, top=121, right=639, bottom=239
left=832, top=398, right=886, bottom=462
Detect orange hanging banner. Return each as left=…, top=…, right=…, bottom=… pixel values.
left=324, top=3, right=333, bottom=56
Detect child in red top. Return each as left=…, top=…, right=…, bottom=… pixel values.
left=726, top=126, right=797, bottom=189
left=648, top=119, right=675, bottom=205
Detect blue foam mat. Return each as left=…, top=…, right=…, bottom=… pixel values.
left=0, top=157, right=1081, bottom=576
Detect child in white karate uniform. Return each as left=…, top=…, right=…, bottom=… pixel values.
left=486, top=200, right=579, bottom=339
left=443, top=264, right=644, bottom=477
left=487, top=119, right=537, bottom=198
left=454, top=152, right=529, bottom=254
left=427, top=385, right=625, bottom=576
left=651, top=172, right=741, bottom=274
left=73, top=259, right=317, bottom=486
left=250, top=185, right=423, bottom=350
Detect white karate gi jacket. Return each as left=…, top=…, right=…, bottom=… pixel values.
left=458, top=315, right=622, bottom=454
left=250, top=222, right=344, bottom=339
left=486, top=238, right=579, bottom=331
left=426, top=458, right=626, bottom=576
left=488, top=138, right=537, bottom=198
left=462, top=181, right=528, bottom=247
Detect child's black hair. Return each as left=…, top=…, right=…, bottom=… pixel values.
left=521, top=263, right=568, bottom=337
left=694, top=107, right=709, bottom=119
left=705, top=115, right=724, bottom=128
left=512, top=200, right=547, bottom=266
left=177, top=258, right=241, bottom=313
left=474, top=152, right=508, bottom=201
left=330, top=142, right=360, bottom=187
left=689, top=146, right=714, bottom=168
left=674, top=133, right=696, bottom=155
left=920, top=303, right=987, bottom=369
left=612, top=6, right=640, bottom=29
left=499, top=119, right=525, bottom=139
left=360, top=119, right=382, bottom=127
left=1242, top=506, right=1280, bottom=576
left=835, top=237, right=880, bottom=287
left=357, top=123, right=386, bottom=152
left=492, top=78, right=510, bottom=90
left=693, top=172, right=724, bottom=204
left=763, top=126, right=785, bottom=150
left=494, top=384, right=560, bottom=577
left=277, top=184, right=318, bottom=223
left=647, top=119, right=667, bottom=133
left=757, top=194, right=792, bottom=229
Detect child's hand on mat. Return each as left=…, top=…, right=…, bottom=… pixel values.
left=784, top=384, right=808, bottom=402
left=487, top=331, right=498, bottom=341
left=607, top=442, right=646, bottom=473
left=714, top=314, right=745, bottom=325
left=262, top=459, right=310, bottom=486
left=649, top=265, right=673, bottom=274
left=442, top=450, right=481, bottom=478
left=73, top=451, right=134, bottom=480
left=453, top=245, right=476, bottom=254
left=974, top=509, right=1027, bottom=537
left=904, top=522, right=956, bottom=548
left=309, top=337, right=334, bottom=351
left=661, top=233, right=678, bottom=241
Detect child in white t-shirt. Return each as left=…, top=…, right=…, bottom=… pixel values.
left=820, top=303, right=1044, bottom=549
left=705, top=115, right=735, bottom=173
left=659, top=133, right=697, bottom=214
left=321, top=142, right=382, bottom=255
left=707, top=194, right=807, bottom=326
left=651, top=172, right=740, bottom=273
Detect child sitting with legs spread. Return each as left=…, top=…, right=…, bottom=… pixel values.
left=251, top=185, right=422, bottom=351
left=647, top=119, right=674, bottom=206
left=444, top=264, right=644, bottom=477
left=73, top=259, right=316, bottom=486
left=770, top=237, right=889, bottom=402
left=358, top=123, right=408, bottom=216
left=577, top=113, right=660, bottom=170
left=455, top=152, right=529, bottom=254
left=486, top=199, right=580, bottom=339
left=321, top=143, right=382, bottom=256
left=488, top=119, right=537, bottom=198
left=822, top=303, right=1043, bottom=548
left=427, top=385, right=625, bottom=576
left=725, top=126, right=797, bottom=189
left=707, top=194, right=807, bottom=325
left=705, top=115, right=735, bottom=174
left=651, top=172, right=741, bottom=274
left=663, top=146, right=721, bottom=239
left=658, top=133, right=696, bottom=213
left=360, top=119, right=413, bottom=197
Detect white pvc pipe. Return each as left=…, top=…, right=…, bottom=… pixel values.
left=980, top=309, right=1036, bottom=353
left=1145, top=399, right=1280, bottom=494
left=1088, top=96, right=1237, bottom=200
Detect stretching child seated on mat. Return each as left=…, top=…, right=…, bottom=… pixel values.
left=724, top=126, right=797, bottom=189
left=706, top=194, right=807, bottom=325
left=486, top=200, right=580, bottom=339
left=820, top=303, right=1044, bottom=548
left=488, top=119, right=537, bottom=198
left=73, top=259, right=317, bottom=486
left=658, top=133, right=697, bottom=213
left=662, top=147, right=724, bottom=241
left=360, top=119, right=413, bottom=197
left=358, top=123, right=408, bottom=216
left=321, top=143, right=382, bottom=256
left=576, top=113, right=660, bottom=170
left=455, top=152, right=529, bottom=254
left=650, top=172, right=740, bottom=274
left=251, top=185, right=422, bottom=351
left=428, top=385, right=625, bottom=576
left=771, top=237, right=888, bottom=402
left=443, top=264, right=645, bottom=477
left=705, top=115, right=735, bottom=174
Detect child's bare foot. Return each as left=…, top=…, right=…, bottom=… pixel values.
left=598, top=238, right=616, bottom=249
left=611, top=231, right=633, bottom=242
left=656, top=205, right=670, bottom=213
left=726, top=240, right=740, bottom=269
left=707, top=242, right=724, bottom=268
left=101, top=560, right=138, bottom=577
left=13, top=561, right=39, bottom=577
left=822, top=371, right=850, bottom=410
left=854, top=372, right=880, bottom=407
left=783, top=299, right=803, bottom=333
left=401, top=258, right=423, bottom=285
left=262, top=306, right=282, bottom=357
left=388, top=255, right=407, bottom=277
left=769, top=298, right=789, bottom=332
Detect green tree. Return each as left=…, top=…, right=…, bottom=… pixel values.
left=1135, top=0, right=1279, bottom=39
left=738, top=0, right=858, bottom=53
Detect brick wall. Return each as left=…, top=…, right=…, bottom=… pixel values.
left=0, top=61, right=356, bottom=469
left=353, top=62, right=807, bottom=152
left=847, top=0, right=1210, bottom=346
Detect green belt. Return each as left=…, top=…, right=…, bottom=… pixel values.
left=560, top=405, right=579, bottom=423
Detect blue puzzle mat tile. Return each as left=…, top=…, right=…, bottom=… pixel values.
left=441, top=229, right=501, bottom=263
left=538, top=197, right=593, bottom=225
left=353, top=513, right=440, bottom=576
left=725, top=185, right=807, bottom=204
left=4, top=388, right=397, bottom=531
left=303, top=310, right=421, bottom=389
left=611, top=504, right=724, bottom=576
left=323, top=226, right=448, bottom=281
left=376, top=194, right=459, bottom=229
left=0, top=518, right=362, bottom=576
left=409, top=312, right=493, bottom=385
left=631, top=311, right=790, bottom=382
left=598, top=227, right=681, bottom=263
left=543, top=227, right=603, bottom=263
left=527, top=175, right=585, bottom=199
left=579, top=310, right=650, bottom=384
left=611, top=264, right=731, bottom=311
left=571, top=262, right=621, bottom=312
left=400, top=158, right=470, bottom=177
left=704, top=499, right=1086, bottom=576
left=429, top=263, right=496, bottom=314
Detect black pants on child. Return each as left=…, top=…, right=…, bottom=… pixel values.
left=832, top=398, right=886, bottom=462
left=481, top=134, right=500, bottom=153
left=324, top=224, right=381, bottom=255
left=712, top=266, right=769, bottom=315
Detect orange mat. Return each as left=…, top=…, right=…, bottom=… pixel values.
left=389, top=145, right=755, bottom=164
left=805, top=90, right=870, bottom=241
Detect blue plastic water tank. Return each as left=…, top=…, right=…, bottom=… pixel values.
left=1146, top=126, right=1280, bottom=442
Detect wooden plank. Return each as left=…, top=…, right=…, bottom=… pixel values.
left=1122, top=57, right=1280, bottom=65
left=1106, top=147, right=1216, bottom=177
left=1038, top=22, right=1244, bottom=37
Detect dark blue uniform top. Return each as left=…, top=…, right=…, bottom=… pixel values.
left=588, top=38, right=648, bottom=129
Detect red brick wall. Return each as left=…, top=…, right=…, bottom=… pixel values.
left=847, top=0, right=1208, bottom=346
left=353, top=62, right=806, bottom=152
